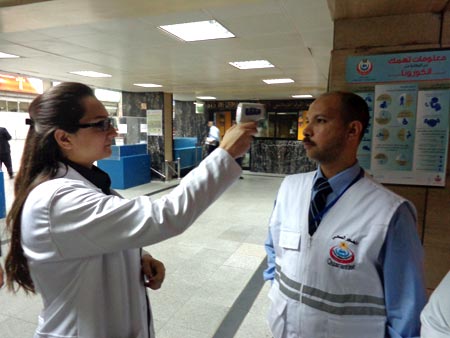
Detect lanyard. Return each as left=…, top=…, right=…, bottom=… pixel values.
left=311, top=168, right=364, bottom=224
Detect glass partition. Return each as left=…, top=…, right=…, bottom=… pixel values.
left=114, top=116, right=147, bottom=146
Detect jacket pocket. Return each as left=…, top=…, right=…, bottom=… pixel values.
left=267, top=286, right=287, bottom=338
left=279, top=229, right=301, bottom=251
left=278, top=229, right=302, bottom=277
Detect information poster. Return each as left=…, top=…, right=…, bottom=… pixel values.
left=412, top=90, right=449, bottom=186
left=356, top=92, right=374, bottom=170
left=146, top=109, right=163, bottom=136
left=371, top=84, right=418, bottom=183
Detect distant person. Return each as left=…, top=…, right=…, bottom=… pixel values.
left=205, top=120, right=220, bottom=156
left=421, top=270, right=450, bottom=337
left=5, top=82, right=257, bottom=338
left=264, top=91, right=426, bottom=338
left=0, top=126, right=14, bottom=179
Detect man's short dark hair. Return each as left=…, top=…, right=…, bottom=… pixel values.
left=321, top=91, right=370, bottom=140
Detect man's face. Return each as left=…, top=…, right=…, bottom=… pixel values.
left=302, top=94, right=350, bottom=164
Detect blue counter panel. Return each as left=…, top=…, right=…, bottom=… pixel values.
left=173, top=137, right=197, bottom=149
left=98, top=154, right=151, bottom=189
left=174, top=147, right=202, bottom=169
left=110, top=144, right=147, bottom=159
left=173, top=137, right=202, bottom=169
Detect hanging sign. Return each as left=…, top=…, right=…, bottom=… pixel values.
left=0, top=73, right=43, bottom=94
left=346, top=50, right=450, bottom=83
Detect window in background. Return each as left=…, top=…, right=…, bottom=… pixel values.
left=7, top=100, right=18, bottom=112
left=19, top=101, right=30, bottom=112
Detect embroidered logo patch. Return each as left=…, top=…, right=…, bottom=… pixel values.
left=327, top=241, right=355, bottom=270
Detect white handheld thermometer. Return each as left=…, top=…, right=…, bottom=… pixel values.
left=236, top=103, right=266, bottom=123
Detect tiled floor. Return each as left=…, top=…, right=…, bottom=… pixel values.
left=0, top=148, right=284, bottom=337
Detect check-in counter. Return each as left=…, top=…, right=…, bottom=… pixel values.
left=97, top=144, right=151, bottom=189
left=173, top=137, right=202, bottom=169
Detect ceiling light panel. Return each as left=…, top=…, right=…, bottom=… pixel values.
left=196, top=96, right=216, bottom=100
left=229, top=60, right=274, bottom=70
left=69, top=71, right=112, bottom=78
left=133, top=83, right=163, bottom=88
left=263, top=78, right=294, bottom=84
left=159, top=20, right=235, bottom=42
left=292, top=94, right=313, bottom=98
left=0, top=52, right=20, bottom=58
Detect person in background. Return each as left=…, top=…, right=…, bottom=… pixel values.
left=264, top=91, right=426, bottom=338
left=420, top=270, right=450, bottom=338
left=5, top=82, right=257, bottom=338
left=0, top=126, right=14, bottom=179
left=205, top=120, right=221, bottom=156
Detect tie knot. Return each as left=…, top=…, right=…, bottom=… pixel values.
left=314, top=177, right=331, bottom=191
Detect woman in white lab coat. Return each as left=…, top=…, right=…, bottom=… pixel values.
left=4, top=82, right=256, bottom=338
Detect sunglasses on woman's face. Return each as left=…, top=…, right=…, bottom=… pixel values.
left=77, top=118, right=113, bottom=132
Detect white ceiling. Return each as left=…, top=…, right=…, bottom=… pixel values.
left=0, top=0, right=447, bottom=101
left=0, top=0, right=333, bottom=101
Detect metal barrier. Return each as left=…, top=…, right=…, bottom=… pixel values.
left=151, top=158, right=181, bottom=182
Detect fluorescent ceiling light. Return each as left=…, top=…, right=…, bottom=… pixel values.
left=69, top=71, right=112, bottom=78
left=292, top=94, right=313, bottom=98
left=159, top=20, right=235, bottom=42
left=229, top=60, right=274, bottom=70
left=263, top=78, right=295, bottom=84
left=133, top=83, right=162, bottom=88
left=0, top=52, right=20, bottom=58
left=196, top=96, right=216, bottom=100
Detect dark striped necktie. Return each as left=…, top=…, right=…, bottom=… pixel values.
left=308, top=177, right=333, bottom=236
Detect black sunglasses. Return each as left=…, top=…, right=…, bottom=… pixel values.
left=77, top=118, right=113, bottom=132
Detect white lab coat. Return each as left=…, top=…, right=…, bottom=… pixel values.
left=21, top=148, right=240, bottom=338
left=421, top=271, right=450, bottom=338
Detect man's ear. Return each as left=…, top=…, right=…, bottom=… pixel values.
left=54, top=129, right=73, bottom=150
left=348, top=121, right=363, bottom=141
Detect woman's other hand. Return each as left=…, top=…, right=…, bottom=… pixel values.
left=141, top=254, right=165, bottom=290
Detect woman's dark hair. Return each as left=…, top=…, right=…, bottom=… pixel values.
left=5, top=82, right=95, bottom=293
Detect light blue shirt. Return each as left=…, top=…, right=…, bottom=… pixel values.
left=264, top=163, right=427, bottom=338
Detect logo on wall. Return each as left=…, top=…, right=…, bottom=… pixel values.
left=356, top=59, right=373, bottom=76
left=327, top=241, right=355, bottom=270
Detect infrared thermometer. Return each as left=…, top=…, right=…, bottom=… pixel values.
left=236, top=103, right=266, bottom=123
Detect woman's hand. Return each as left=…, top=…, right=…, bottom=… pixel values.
left=219, top=121, right=257, bottom=158
left=141, top=254, right=165, bottom=290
